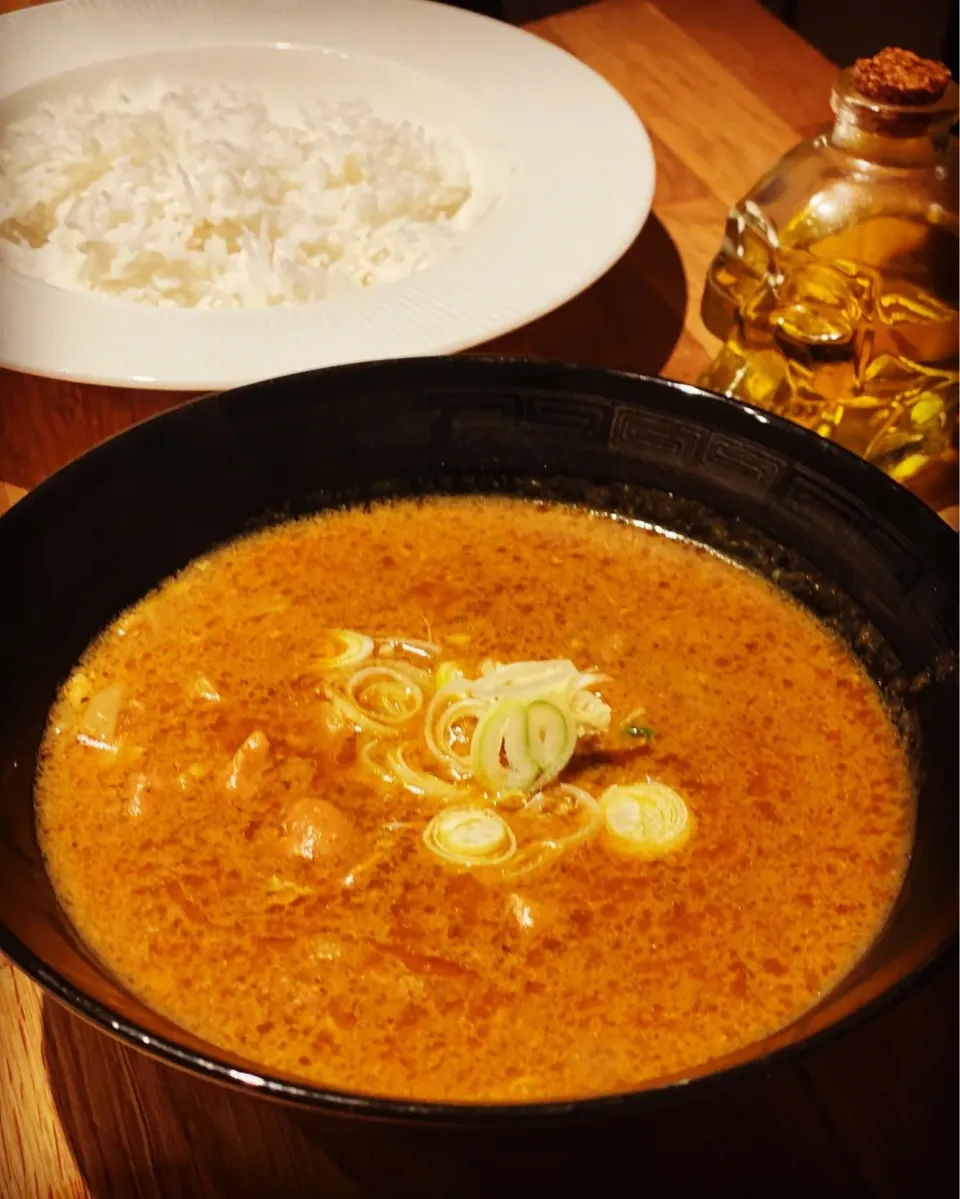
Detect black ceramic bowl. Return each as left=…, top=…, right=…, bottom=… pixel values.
left=0, top=358, right=956, bottom=1195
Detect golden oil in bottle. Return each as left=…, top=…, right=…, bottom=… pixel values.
left=700, top=49, right=958, bottom=509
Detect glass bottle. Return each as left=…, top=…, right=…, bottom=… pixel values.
left=699, top=48, right=958, bottom=510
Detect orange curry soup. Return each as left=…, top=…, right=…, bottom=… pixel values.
left=36, top=498, right=913, bottom=1102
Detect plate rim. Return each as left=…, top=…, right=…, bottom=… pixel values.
left=0, top=0, right=656, bottom=390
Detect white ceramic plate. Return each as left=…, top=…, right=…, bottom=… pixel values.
left=0, top=0, right=654, bottom=389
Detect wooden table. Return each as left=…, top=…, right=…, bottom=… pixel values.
left=0, top=2, right=956, bottom=1197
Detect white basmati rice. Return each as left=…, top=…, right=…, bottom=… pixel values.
left=0, top=79, right=474, bottom=308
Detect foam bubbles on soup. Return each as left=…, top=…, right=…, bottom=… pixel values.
left=35, top=498, right=913, bottom=1102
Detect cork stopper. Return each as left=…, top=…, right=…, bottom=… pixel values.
left=851, top=47, right=952, bottom=105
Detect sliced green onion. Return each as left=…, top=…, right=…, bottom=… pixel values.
left=325, top=689, right=396, bottom=735
left=377, top=637, right=441, bottom=661
left=470, top=659, right=579, bottom=702
left=456, top=658, right=611, bottom=740
left=527, top=783, right=602, bottom=850
left=575, top=671, right=612, bottom=691
left=435, top=661, right=465, bottom=691
left=526, top=700, right=576, bottom=784
left=359, top=739, right=394, bottom=783
left=473, top=700, right=540, bottom=795
left=346, top=665, right=425, bottom=725
left=361, top=741, right=464, bottom=801
left=317, top=630, right=375, bottom=671
left=321, top=639, right=671, bottom=882
left=600, top=782, right=693, bottom=858
left=385, top=745, right=464, bottom=801
left=353, top=659, right=433, bottom=688
left=570, top=688, right=612, bottom=734
left=424, top=690, right=486, bottom=777
left=472, top=698, right=579, bottom=797
left=434, top=697, right=488, bottom=773
left=423, top=806, right=517, bottom=867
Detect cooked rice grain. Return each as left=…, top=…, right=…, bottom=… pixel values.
left=0, top=80, right=473, bottom=307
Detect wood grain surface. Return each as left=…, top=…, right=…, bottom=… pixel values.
left=0, top=2, right=956, bottom=1198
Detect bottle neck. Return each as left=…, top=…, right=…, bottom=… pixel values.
left=828, top=68, right=958, bottom=166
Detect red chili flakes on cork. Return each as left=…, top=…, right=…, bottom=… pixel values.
left=851, top=47, right=952, bottom=105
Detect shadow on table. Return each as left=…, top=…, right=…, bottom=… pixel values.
left=1, top=214, right=689, bottom=492
left=483, top=214, right=691, bottom=375
left=41, top=997, right=360, bottom=1199
left=40, top=979, right=955, bottom=1199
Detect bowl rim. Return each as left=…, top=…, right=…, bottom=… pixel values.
left=1, top=354, right=957, bottom=1125
left=1, top=913, right=955, bottom=1125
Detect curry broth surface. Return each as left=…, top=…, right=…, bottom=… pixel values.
left=36, top=498, right=913, bottom=1102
